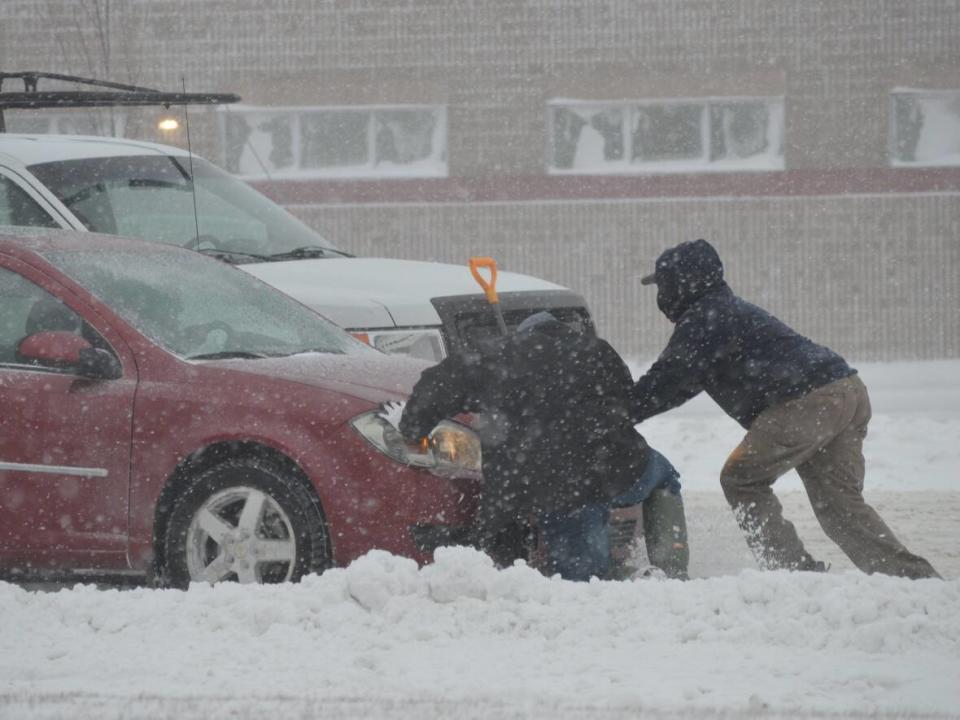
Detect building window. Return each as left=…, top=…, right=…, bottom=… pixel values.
left=890, top=90, right=960, bottom=166
left=548, top=97, right=784, bottom=174
left=220, top=105, right=447, bottom=179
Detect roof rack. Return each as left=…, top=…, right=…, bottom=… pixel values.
left=0, top=72, right=240, bottom=132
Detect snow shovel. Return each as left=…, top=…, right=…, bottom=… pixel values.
left=469, top=256, right=546, bottom=564
left=469, top=256, right=509, bottom=335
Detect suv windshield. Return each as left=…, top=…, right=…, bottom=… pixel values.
left=28, top=155, right=344, bottom=261
left=43, top=247, right=370, bottom=359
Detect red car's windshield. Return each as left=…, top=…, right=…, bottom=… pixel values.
left=42, top=247, right=371, bottom=360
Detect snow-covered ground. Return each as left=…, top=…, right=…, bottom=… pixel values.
left=1, top=361, right=958, bottom=719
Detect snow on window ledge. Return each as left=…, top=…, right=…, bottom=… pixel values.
left=890, top=155, right=960, bottom=168
left=235, top=160, right=448, bottom=182
left=547, top=155, right=785, bottom=176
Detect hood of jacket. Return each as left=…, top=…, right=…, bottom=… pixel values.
left=652, top=238, right=727, bottom=322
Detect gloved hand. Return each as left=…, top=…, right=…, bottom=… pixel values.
left=377, top=400, right=406, bottom=430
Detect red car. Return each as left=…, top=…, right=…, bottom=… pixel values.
left=0, top=229, right=481, bottom=587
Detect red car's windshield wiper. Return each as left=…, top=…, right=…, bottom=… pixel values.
left=187, top=350, right=267, bottom=361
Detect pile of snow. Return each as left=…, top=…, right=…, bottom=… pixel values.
left=2, top=360, right=959, bottom=719
left=2, top=547, right=958, bottom=719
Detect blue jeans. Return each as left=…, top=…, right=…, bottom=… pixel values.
left=540, top=449, right=681, bottom=581
left=539, top=503, right=611, bottom=581
left=610, top=448, right=681, bottom=508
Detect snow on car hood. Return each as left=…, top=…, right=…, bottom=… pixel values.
left=205, top=349, right=428, bottom=407
left=241, top=257, right=565, bottom=329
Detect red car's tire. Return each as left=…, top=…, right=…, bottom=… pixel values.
left=163, top=458, right=330, bottom=589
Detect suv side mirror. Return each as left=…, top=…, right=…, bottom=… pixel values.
left=15, top=331, right=122, bottom=380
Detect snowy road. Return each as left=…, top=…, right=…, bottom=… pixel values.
left=683, top=489, right=959, bottom=581
left=1, top=361, right=958, bottom=719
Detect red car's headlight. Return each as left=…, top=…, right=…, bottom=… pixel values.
left=350, top=412, right=481, bottom=474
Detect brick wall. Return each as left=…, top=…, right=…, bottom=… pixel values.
left=1, top=0, right=958, bottom=360
left=4, top=1, right=959, bottom=168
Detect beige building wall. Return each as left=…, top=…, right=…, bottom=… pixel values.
left=4, top=1, right=958, bottom=169
left=1, top=0, right=958, bottom=360
left=288, top=194, right=959, bottom=361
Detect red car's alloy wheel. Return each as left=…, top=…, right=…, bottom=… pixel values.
left=164, top=458, right=330, bottom=589
left=185, top=486, right=298, bottom=584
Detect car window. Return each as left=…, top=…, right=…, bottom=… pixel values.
left=0, top=266, right=85, bottom=365
left=0, top=175, right=59, bottom=229
left=42, top=248, right=373, bottom=359
left=28, top=155, right=338, bottom=257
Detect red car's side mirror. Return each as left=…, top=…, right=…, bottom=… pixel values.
left=15, top=331, right=121, bottom=380
left=17, top=330, right=90, bottom=365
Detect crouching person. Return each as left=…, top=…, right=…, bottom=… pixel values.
left=399, top=311, right=647, bottom=581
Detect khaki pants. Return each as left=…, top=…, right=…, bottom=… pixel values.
left=720, top=375, right=939, bottom=579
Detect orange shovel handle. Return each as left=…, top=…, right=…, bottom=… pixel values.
left=469, top=256, right=500, bottom=304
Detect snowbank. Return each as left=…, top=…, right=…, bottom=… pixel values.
left=1, top=547, right=958, bottom=719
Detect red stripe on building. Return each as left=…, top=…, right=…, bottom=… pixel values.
left=251, top=168, right=960, bottom=205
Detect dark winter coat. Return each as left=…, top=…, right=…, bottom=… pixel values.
left=400, top=319, right=649, bottom=531
left=632, top=239, right=856, bottom=428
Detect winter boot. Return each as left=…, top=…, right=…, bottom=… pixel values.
left=642, top=488, right=690, bottom=580
left=794, top=558, right=830, bottom=573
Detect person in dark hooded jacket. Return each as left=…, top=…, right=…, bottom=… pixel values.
left=632, top=238, right=939, bottom=580
left=399, top=311, right=650, bottom=580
